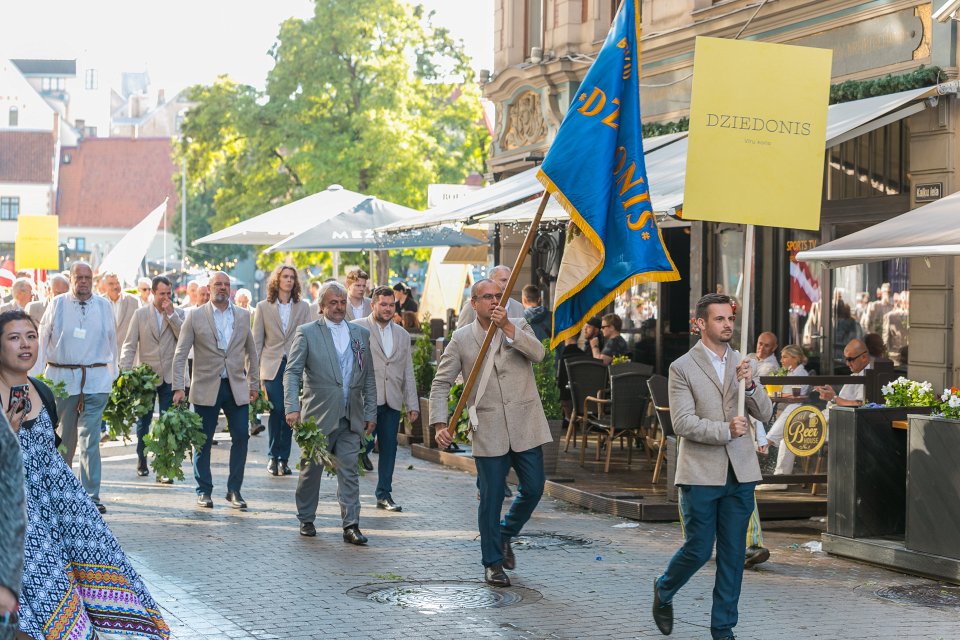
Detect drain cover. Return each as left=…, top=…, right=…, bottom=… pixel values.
left=512, top=531, right=601, bottom=550
left=348, top=581, right=542, bottom=610
left=875, top=583, right=960, bottom=608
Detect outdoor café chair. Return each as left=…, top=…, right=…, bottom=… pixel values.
left=582, top=371, right=649, bottom=472
left=565, top=359, right=609, bottom=453
left=647, top=374, right=674, bottom=484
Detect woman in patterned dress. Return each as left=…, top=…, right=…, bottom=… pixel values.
left=0, top=310, right=169, bottom=640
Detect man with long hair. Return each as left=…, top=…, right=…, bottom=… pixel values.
left=253, top=266, right=311, bottom=476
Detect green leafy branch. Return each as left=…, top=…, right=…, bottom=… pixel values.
left=249, top=389, right=272, bottom=421
left=35, top=374, right=68, bottom=399
left=293, top=417, right=339, bottom=473
left=104, top=364, right=162, bottom=442
left=143, top=403, right=206, bottom=481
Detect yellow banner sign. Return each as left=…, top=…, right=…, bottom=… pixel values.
left=783, top=405, right=827, bottom=457
left=15, top=215, right=60, bottom=270
left=683, top=37, right=832, bottom=230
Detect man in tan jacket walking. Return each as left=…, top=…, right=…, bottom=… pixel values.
left=652, top=293, right=772, bottom=640
left=431, top=279, right=552, bottom=588
left=173, top=272, right=259, bottom=510
left=352, top=285, right=419, bottom=511
left=119, top=275, right=183, bottom=481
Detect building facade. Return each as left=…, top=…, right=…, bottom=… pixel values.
left=484, top=0, right=960, bottom=387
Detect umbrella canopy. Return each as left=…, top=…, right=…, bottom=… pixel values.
left=796, top=189, right=960, bottom=268
left=265, top=196, right=483, bottom=252
left=193, top=185, right=369, bottom=246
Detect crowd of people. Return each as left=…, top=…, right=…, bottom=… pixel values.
left=0, top=260, right=556, bottom=638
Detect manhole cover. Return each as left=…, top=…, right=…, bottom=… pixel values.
left=513, top=531, right=602, bottom=549
left=347, top=581, right=542, bottom=610
left=875, top=583, right=960, bottom=608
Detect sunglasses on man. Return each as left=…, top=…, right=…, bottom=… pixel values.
left=844, top=351, right=866, bottom=363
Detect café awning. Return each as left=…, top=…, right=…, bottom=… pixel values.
left=796, top=188, right=960, bottom=268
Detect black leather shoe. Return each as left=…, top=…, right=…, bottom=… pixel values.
left=155, top=476, right=173, bottom=485
left=653, top=577, right=673, bottom=635
left=197, top=493, right=213, bottom=508
left=249, top=422, right=265, bottom=436
left=95, top=503, right=107, bottom=514
left=279, top=461, right=292, bottom=476
left=299, top=522, right=316, bottom=537
left=137, top=457, right=149, bottom=476
left=715, top=636, right=736, bottom=640
left=744, top=545, right=770, bottom=569
left=361, top=453, right=374, bottom=472
left=502, top=538, right=516, bottom=570
left=376, top=497, right=402, bottom=512
left=267, top=458, right=278, bottom=476
left=225, top=491, right=247, bottom=509
left=343, top=526, right=368, bottom=545
left=484, top=563, right=510, bottom=587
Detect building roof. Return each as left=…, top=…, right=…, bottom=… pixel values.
left=57, top=137, right=178, bottom=228
left=10, top=59, right=76, bottom=77
left=0, top=131, right=55, bottom=183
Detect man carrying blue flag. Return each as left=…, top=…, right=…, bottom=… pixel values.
left=537, top=0, right=679, bottom=349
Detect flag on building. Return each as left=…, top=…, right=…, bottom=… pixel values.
left=537, top=0, right=679, bottom=348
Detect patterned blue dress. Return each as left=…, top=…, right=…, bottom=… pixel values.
left=17, top=407, right=169, bottom=640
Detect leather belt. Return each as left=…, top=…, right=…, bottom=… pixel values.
left=47, top=362, right=109, bottom=412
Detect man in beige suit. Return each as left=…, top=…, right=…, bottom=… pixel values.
left=253, top=265, right=310, bottom=476
left=101, top=272, right=140, bottom=357
left=0, top=278, right=33, bottom=314
left=352, top=285, right=419, bottom=511
left=344, top=269, right=372, bottom=321
left=173, top=271, right=259, bottom=509
left=120, top=275, right=183, bottom=481
left=431, top=278, right=552, bottom=588
left=653, top=293, right=772, bottom=640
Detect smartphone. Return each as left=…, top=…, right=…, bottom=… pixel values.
left=9, top=384, right=31, bottom=415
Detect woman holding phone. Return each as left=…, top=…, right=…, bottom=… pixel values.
left=0, top=310, right=168, bottom=640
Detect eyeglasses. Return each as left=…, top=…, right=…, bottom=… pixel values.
left=844, top=351, right=866, bottom=363
left=474, top=294, right=499, bottom=302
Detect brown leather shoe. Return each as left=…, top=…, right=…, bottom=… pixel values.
left=484, top=563, right=510, bottom=587
left=502, top=538, right=516, bottom=570
left=744, top=545, right=770, bottom=569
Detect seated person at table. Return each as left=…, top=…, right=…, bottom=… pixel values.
left=591, top=314, right=628, bottom=365
left=758, top=344, right=810, bottom=490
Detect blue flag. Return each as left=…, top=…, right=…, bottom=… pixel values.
left=537, top=0, right=679, bottom=348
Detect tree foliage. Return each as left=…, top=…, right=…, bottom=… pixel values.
left=174, top=0, right=488, bottom=275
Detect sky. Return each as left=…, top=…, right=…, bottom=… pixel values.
left=0, top=0, right=494, bottom=93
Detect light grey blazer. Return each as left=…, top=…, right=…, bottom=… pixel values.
left=668, top=342, right=773, bottom=486
left=352, top=316, right=418, bottom=413
left=283, top=317, right=377, bottom=435
left=345, top=297, right=372, bottom=321
left=430, top=318, right=551, bottom=457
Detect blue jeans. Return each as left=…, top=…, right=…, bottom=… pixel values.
left=136, top=382, right=173, bottom=461
left=264, top=357, right=292, bottom=462
left=474, top=447, right=545, bottom=568
left=657, top=466, right=756, bottom=639
left=193, top=379, right=249, bottom=496
left=364, top=404, right=401, bottom=500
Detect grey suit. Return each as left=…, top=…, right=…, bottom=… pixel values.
left=284, top=317, right=377, bottom=528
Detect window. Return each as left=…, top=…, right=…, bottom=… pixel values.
left=826, top=121, right=907, bottom=200
left=525, top=0, right=543, bottom=56
left=85, top=69, right=98, bottom=90
left=69, top=237, right=86, bottom=252
left=40, top=77, right=64, bottom=92
left=0, top=197, right=20, bottom=221
left=8, top=107, right=17, bottom=127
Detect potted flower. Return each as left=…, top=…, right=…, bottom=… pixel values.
left=881, top=377, right=936, bottom=408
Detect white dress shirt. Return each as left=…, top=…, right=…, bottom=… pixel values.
left=328, top=319, right=350, bottom=354
left=699, top=340, right=730, bottom=385
left=278, top=301, right=291, bottom=334
left=212, top=303, right=235, bottom=377
left=377, top=321, right=394, bottom=358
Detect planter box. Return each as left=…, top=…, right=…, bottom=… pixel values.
left=906, top=414, right=960, bottom=560
left=418, top=397, right=437, bottom=449
left=828, top=405, right=932, bottom=539
left=541, top=420, right=563, bottom=477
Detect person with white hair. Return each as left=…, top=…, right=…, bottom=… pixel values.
left=0, top=278, right=34, bottom=313
left=180, top=279, right=200, bottom=309
left=234, top=288, right=252, bottom=311
left=456, top=265, right=524, bottom=329
left=136, top=277, right=153, bottom=307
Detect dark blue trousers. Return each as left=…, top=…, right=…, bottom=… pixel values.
left=474, top=447, right=545, bottom=568
left=657, top=466, right=756, bottom=639
left=264, top=356, right=292, bottom=463
left=365, top=404, right=401, bottom=500
left=136, top=382, right=173, bottom=461
left=193, top=379, right=249, bottom=496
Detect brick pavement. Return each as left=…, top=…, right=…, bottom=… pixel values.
left=89, top=432, right=960, bottom=639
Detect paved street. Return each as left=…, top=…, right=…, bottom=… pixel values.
left=90, top=433, right=960, bottom=639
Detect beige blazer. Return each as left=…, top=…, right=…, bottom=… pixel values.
left=24, top=300, right=46, bottom=325
left=345, top=297, right=372, bottom=321
left=668, top=343, right=773, bottom=486
left=308, top=301, right=320, bottom=320
left=109, top=294, right=140, bottom=355
left=283, top=317, right=377, bottom=435
left=430, top=318, right=551, bottom=457
left=252, top=299, right=311, bottom=382
left=172, top=302, right=259, bottom=406
left=119, top=305, right=184, bottom=384
left=0, top=301, right=27, bottom=315
left=352, top=316, right=418, bottom=412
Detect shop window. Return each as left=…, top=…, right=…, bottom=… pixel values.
left=8, top=107, right=17, bottom=127
left=826, top=121, right=907, bottom=200
left=0, top=197, right=20, bottom=221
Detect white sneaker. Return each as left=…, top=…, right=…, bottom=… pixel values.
left=757, top=483, right=788, bottom=491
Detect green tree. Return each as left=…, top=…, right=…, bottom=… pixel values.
left=174, top=0, right=488, bottom=274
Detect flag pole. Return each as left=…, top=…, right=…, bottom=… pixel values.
left=737, top=223, right=758, bottom=447
left=444, top=190, right=552, bottom=439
